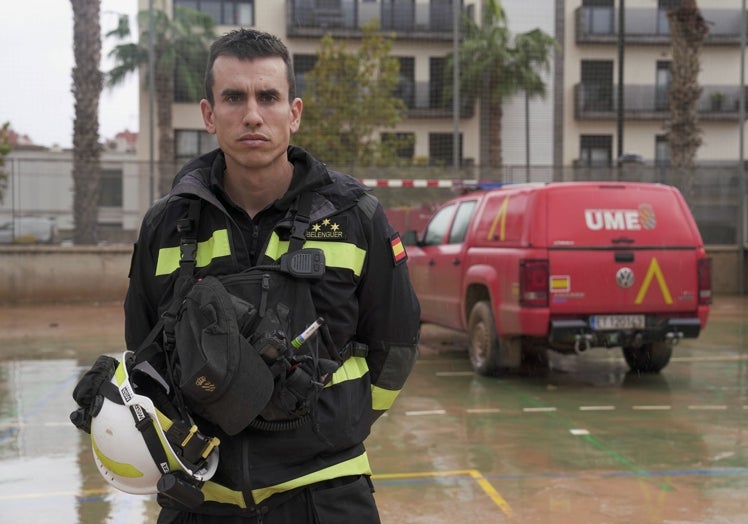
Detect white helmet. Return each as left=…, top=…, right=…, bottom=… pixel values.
left=90, top=351, right=220, bottom=495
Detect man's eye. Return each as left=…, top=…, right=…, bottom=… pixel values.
left=225, top=95, right=242, bottom=103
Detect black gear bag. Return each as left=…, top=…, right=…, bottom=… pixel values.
left=159, top=192, right=340, bottom=436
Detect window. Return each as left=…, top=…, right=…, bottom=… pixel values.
left=655, top=61, right=671, bottom=111
left=581, top=60, right=614, bottom=111
left=580, top=135, right=612, bottom=167
left=655, top=135, right=670, bottom=167
left=581, top=0, right=614, bottom=35
left=176, top=130, right=219, bottom=166
left=657, top=0, right=680, bottom=35
left=394, top=57, right=415, bottom=108
left=423, top=203, right=456, bottom=246
left=381, top=132, right=415, bottom=161
left=381, top=0, right=415, bottom=31
left=99, top=169, right=123, bottom=207
left=293, top=54, right=317, bottom=97
left=429, top=57, right=448, bottom=109
left=448, top=201, right=477, bottom=244
left=429, top=133, right=462, bottom=167
left=175, top=0, right=254, bottom=26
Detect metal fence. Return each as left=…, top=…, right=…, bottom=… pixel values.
left=0, top=156, right=742, bottom=246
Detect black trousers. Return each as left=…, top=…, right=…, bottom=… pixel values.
left=157, top=475, right=381, bottom=524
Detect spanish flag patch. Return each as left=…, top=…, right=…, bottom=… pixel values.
left=390, top=233, right=407, bottom=266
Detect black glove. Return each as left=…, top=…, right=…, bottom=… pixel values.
left=69, top=355, right=118, bottom=433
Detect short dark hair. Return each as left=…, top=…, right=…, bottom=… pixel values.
left=204, top=28, right=296, bottom=105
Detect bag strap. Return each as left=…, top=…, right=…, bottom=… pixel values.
left=287, top=191, right=314, bottom=254
left=132, top=198, right=202, bottom=368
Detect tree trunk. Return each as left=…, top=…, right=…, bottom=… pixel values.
left=488, top=96, right=504, bottom=176
left=156, top=66, right=175, bottom=196
left=71, top=0, right=102, bottom=244
left=666, top=0, right=707, bottom=198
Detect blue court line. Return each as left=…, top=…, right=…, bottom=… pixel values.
left=0, top=367, right=82, bottom=443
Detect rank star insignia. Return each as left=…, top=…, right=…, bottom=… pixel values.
left=306, top=217, right=347, bottom=240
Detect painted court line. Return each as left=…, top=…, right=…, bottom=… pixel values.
left=632, top=405, right=672, bottom=411
left=570, top=429, right=590, bottom=436
left=523, top=407, right=557, bottom=413
left=373, top=469, right=513, bottom=517
left=467, top=408, right=502, bottom=414
left=688, top=405, right=728, bottom=411
left=405, top=410, right=447, bottom=416
left=579, top=405, right=616, bottom=411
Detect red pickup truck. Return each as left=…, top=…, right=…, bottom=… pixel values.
left=402, top=182, right=712, bottom=375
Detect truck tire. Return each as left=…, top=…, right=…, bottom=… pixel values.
left=622, top=342, right=672, bottom=373
left=468, top=301, right=521, bottom=376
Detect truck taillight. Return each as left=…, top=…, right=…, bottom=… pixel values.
left=520, top=259, right=549, bottom=307
left=698, top=258, right=712, bottom=305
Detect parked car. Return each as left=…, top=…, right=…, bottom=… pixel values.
left=0, top=216, right=58, bottom=244
left=403, top=182, right=712, bottom=376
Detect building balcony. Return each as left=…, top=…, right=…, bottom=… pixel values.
left=286, top=0, right=463, bottom=40
left=398, top=81, right=475, bottom=119
left=574, top=83, right=746, bottom=121
left=575, top=7, right=745, bottom=46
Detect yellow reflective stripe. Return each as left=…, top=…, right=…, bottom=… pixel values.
left=371, top=385, right=401, bottom=411
left=202, top=480, right=248, bottom=508
left=264, top=232, right=366, bottom=277
left=252, top=451, right=372, bottom=504
left=155, top=229, right=231, bottom=276
left=91, top=434, right=144, bottom=479
left=327, top=356, right=369, bottom=386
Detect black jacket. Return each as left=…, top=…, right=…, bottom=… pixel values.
left=124, top=146, right=420, bottom=516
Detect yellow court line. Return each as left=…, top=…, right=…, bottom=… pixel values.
left=5, top=472, right=514, bottom=518
left=373, top=469, right=513, bottom=517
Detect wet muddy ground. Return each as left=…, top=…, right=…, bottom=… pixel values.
left=1, top=297, right=747, bottom=523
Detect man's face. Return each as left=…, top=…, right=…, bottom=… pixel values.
left=200, top=55, right=301, bottom=173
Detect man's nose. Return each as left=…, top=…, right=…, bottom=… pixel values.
left=242, top=100, right=262, bottom=127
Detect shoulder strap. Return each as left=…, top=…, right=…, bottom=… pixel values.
left=287, top=191, right=314, bottom=254
left=132, top=198, right=202, bottom=366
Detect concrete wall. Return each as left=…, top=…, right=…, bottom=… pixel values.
left=0, top=245, right=743, bottom=304
left=0, top=246, right=131, bottom=304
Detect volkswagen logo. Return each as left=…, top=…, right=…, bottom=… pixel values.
left=616, top=267, right=635, bottom=288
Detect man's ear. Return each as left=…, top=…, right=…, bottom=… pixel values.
left=289, top=97, right=302, bottom=134
left=200, top=99, right=216, bottom=134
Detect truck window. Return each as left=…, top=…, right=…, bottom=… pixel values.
left=423, top=203, right=456, bottom=246
left=448, top=201, right=477, bottom=243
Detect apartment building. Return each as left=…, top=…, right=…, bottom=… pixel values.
left=138, top=0, right=558, bottom=176
left=566, top=0, right=746, bottom=168
left=140, top=0, right=745, bottom=175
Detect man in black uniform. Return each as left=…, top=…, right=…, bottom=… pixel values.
left=124, top=28, right=420, bottom=523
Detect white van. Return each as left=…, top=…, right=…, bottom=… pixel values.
left=0, top=217, right=58, bottom=244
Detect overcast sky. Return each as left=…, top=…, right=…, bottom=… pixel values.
left=0, top=0, right=139, bottom=148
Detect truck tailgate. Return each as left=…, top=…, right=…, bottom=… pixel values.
left=548, top=248, right=701, bottom=314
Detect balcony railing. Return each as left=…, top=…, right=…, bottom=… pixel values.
left=576, top=7, right=746, bottom=45
left=287, top=0, right=460, bottom=40
left=574, top=83, right=745, bottom=120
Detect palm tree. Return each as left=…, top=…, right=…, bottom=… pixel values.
left=665, top=0, right=707, bottom=197
left=449, top=0, right=556, bottom=172
left=0, top=122, right=10, bottom=204
left=71, top=0, right=103, bottom=244
left=106, top=3, right=215, bottom=196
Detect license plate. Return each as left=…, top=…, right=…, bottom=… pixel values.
left=590, top=315, right=645, bottom=330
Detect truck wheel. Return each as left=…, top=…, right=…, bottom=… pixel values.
left=468, top=301, right=520, bottom=376
left=622, top=342, right=672, bottom=373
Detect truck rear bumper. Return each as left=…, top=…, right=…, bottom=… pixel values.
left=548, top=316, right=701, bottom=350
